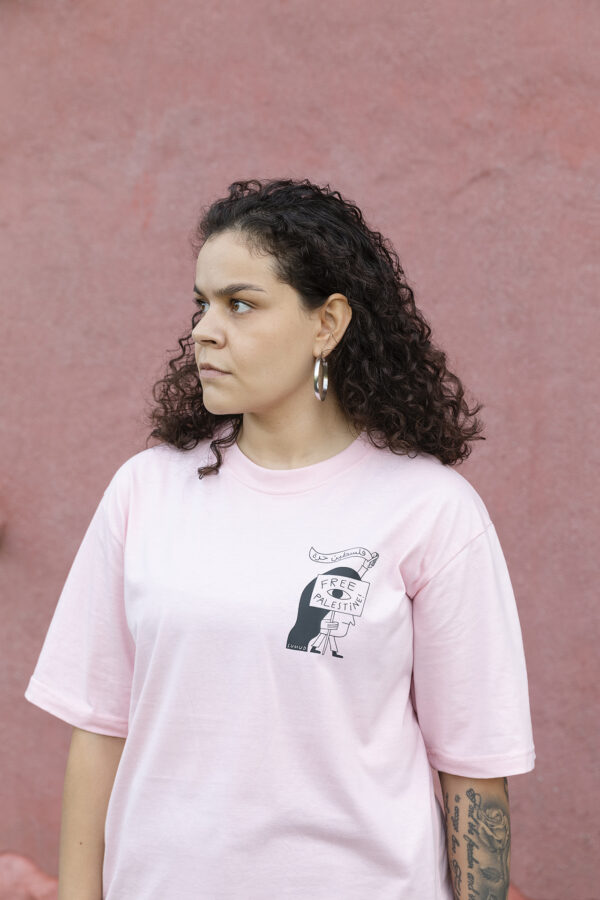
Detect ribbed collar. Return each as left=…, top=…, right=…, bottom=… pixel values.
left=224, top=430, right=372, bottom=494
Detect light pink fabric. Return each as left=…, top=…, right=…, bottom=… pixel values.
left=25, top=431, right=535, bottom=899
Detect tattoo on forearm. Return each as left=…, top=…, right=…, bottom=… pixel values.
left=444, top=791, right=463, bottom=897
left=451, top=858, right=462, bottom=897
left=444, top=784, right=511, bottom=900
left=452, top=794, right=460, bottom=834
left=463, top=830, right=479, bottom=867
left=463, top=787, right=510, bottom=900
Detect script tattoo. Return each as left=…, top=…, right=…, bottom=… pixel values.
left=452, top=794, right=460, bottom=834
left=451, top=858, right=463, bottom=897
left=444, top=791, right=463, bottom=897
left=461, top=787, right=511, bottom=900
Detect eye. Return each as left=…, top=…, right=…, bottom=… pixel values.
left=193, top=298, right=252, bottom=314
left=231, top=299, right=252, bottom=313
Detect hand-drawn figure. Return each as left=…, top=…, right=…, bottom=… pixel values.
left=286, top=546, right=379, bottom=658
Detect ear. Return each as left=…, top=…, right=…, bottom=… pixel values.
left=314, top=293, right=352, bottom=356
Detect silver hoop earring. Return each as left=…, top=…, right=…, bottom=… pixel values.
left=313, top=352, right=328, bottom=401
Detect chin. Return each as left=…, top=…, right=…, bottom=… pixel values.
left=201, top=398, right=240, bottom=416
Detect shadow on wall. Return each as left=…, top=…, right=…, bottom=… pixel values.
left=0, top=852, right=543, bottom=899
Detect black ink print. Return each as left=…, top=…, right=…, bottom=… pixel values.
left=286, top=545, right=379, bottom=659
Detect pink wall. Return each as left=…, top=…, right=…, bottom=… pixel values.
left=2, top=2, right=598, bottom=898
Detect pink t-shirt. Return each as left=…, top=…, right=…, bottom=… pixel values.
left=25, top=431, right=535, bottom=899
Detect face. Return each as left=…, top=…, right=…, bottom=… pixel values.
left=191, top=229, right=348, bottom=417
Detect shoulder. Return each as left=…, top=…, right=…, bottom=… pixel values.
left=102, top=438, right=214, bottom=501
left=367, top=443, right=490, bottom=523
left=362, top=448, right=497, bottom=598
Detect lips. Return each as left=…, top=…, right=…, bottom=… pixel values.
left=199, top=364, right=228, bottom=373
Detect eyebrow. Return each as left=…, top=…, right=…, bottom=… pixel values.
left=193, top=282, right=267, bottom=297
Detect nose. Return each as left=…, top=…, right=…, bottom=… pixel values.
left=192, top=312, right=225, bottom=346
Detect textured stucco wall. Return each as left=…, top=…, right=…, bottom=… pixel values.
left=2, top=2, right=598, bottom=898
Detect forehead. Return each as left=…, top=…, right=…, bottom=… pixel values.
left=195, top=230, right=277, bottom=286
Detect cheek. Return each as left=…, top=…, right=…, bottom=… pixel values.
left=265, top=337, right=310, bottom=371
left=267, top=315, right=313, bottom=360
left=235, top=312, right=314, bottom=378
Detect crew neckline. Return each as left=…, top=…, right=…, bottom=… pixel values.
left=224, top=430, right=372, bottom=494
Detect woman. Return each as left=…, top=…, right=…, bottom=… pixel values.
left=25, top=178, right=535, bottom=900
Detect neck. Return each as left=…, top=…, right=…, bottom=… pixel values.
left=236, top=403, right=360, bottom=470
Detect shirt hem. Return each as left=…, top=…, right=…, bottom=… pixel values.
left=427, top=747, right=536, bottom=777
left=24, top=676, right=129, bottom=737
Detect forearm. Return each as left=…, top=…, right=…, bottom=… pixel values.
left=58, top=728, right=125, bottom=900
left=438, top=772, right=511, bottom=900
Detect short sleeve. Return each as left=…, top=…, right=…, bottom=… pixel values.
left=24, top=466, right=134, bottom=737
left=410, top=522, right=535, bottom=778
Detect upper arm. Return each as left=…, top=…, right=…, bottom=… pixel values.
left=438, top=771, right=509, bottom=806
left=438, top=772, right=508, bottom=792
left=67, top=727, right=126, bottom=789
left=411, top=523, right=535, bottom=778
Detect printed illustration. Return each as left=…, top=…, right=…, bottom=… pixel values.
left=286, top=545, right=379, bottom=658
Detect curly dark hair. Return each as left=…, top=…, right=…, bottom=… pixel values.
left=145, top=177, right=484, bottom=478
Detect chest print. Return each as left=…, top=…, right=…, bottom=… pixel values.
left=286, top=545, right=379, bottom=659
